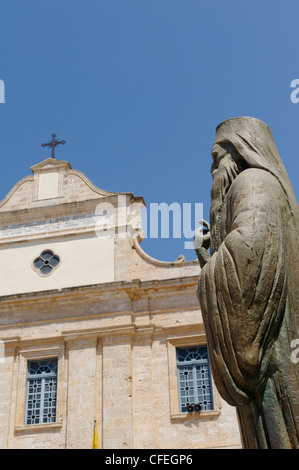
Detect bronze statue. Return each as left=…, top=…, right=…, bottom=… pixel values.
left=195, top=117, right=299, bottom=448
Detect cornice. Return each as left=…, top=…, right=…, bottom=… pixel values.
left=0, top=275, right=199, bottom=306
left=2, top=322, right=205, bottom=346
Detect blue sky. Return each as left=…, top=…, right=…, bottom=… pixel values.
left=0, top=1, right=298, bottom=262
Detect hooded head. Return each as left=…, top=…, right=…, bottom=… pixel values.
left=212, top=116, right=299, bottom=228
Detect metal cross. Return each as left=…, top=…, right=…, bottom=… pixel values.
left=41, top=133, right=66, bottom=159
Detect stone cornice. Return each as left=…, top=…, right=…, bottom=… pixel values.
left=0, top=275, right=199, bottom=306
left=2, top=322, right=205, bottom=346
left=0, top=276, right=201, bottom=331
left=0, top=193, right=144, bottom=225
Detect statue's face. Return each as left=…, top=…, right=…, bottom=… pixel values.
left=209, top=141, right=239, bottom=252
left=211, top=144, right=227, bottom=178
left=210, top=143, right=236, bottom=180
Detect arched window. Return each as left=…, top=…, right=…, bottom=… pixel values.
left=177, top=346, right=213, bottom=413
left=25, top=358, right=58, bottom=425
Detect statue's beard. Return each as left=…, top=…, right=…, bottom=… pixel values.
left=210, top=155, right=239, bottom=253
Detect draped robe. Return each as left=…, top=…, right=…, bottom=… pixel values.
left=198, top=118, right=299, bottom=449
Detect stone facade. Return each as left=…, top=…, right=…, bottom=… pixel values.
left=0, top=157, right=242, bottom=449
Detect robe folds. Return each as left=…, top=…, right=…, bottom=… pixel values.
left=198, top=118, right=299, bottom=449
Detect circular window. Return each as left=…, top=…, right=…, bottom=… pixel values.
left=33, top=250, right=61, bottom=277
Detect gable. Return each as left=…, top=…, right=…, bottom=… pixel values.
left=0, top=158, right=117, bottom=212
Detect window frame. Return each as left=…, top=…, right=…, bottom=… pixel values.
left=166, top=334, right=221, bottom=420
left=176, top=345, right=214, bottom=413
left=32, top=249, right=61, bottom=277
left=14, top=342, right=64, bottom=432
left=25, top=358, right=58, bottom=426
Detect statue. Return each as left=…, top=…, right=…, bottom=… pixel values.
left=194, top=117, right=299, bottom=448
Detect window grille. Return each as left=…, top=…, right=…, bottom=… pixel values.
left=33, top=250, right=60, bottom=276
left=177, top=346, right=213, bottom=413
left=25, top=358, right=58, bottom=425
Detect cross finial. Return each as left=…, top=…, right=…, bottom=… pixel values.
left=41, top=133, right=66, bottom=159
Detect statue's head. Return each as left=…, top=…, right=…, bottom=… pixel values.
left=212, top=116, right=287, bottom=181
left=210, top=117, right=282, bottom=252
left=211, top=116, right=275, bottom=179
left=209, top=116, right=298, bottom=251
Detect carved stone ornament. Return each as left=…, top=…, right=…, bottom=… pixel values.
left=33, top=249, right=61, bottom=277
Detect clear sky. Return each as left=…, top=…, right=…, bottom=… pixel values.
left=0, top=1, right=298, bottom=262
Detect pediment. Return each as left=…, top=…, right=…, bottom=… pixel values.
left=0, top=158, right=119, bottom=212
left=30, top=158, right=72, bottom=173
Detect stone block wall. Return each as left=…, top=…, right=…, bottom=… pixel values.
left=0, top=279, right=242, bottom=449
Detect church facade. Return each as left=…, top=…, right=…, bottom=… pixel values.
left=0, top=156, right=241, bottom=449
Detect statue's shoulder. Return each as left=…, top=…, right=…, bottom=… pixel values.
left=232, top=168, right=281, bottom=191
left=229, top=168, right=283, bottom=203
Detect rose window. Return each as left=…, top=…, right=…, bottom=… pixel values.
left=33, top=250, right=60, bottom=276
